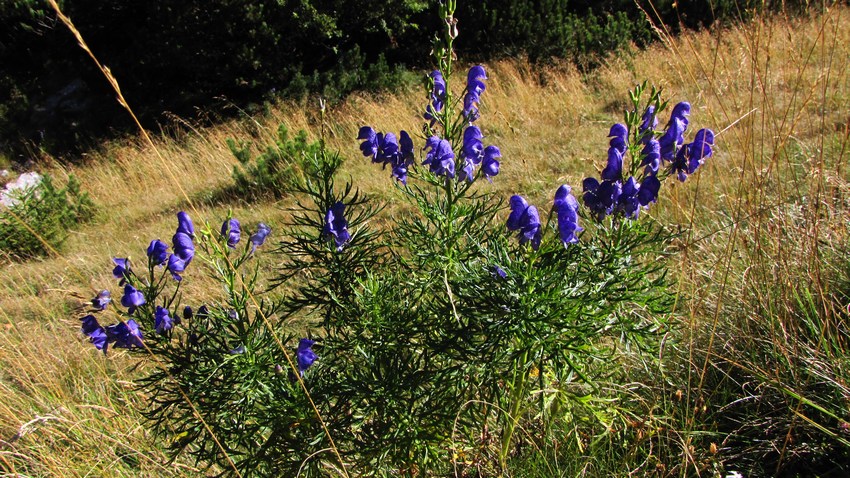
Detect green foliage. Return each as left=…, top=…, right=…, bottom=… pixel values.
left=457, top=1, right=652, bottom=67
left=228, top=124, right=324, bottom=200
left=0, top=174, right=94, bottom=260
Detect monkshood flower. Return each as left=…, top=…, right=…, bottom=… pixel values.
left=671, top=128, right=715, bottom=181
left=167, top=212, right=195, bottom=281
left=424, top=70, right=446, bottom=124
left=553, top=185, right=582, bottom=246
left=323, top=201, right=351, bottom=251
left=90, top=290, right=111, bottom=310
left=463, top=65, right=487, bottom=122
left=638, top=174, right=661, bottom=206
left=490, top=265, right=507, bottom=279
left=146, top=239, right=169, bottom=266
left=221, top=218, right=241, bottom=248
left=249, top=223, right=271, bottom=254
left=481, top=146, right=501, bottom=180
left=121, top=284, right=146, bottom=314
left=357, top=127, right=416, bottom=184
left=155, top=306, right=173, bottom=334
left=112, top=258, right=130, bottom=285
left=358, top=126, right=379, bottom=158
left=583, top=178, right=622, bottom=220
left=81, top=314, right=108, bottom=352
left=659, top=102, right=690, bottom=161
left=459, top=126, right=483, bottom=182
left=423, top=136, right=455, bottom=179
left=640, top=139, right=661, bottom=175
left=296, top=338, right=318, bottom=375
left=506, top=195, right=542, bottom=250
left=639, top=105, right=658, bottom=139
left=601, top=124, right=628, bottom=181
left=394, top=131, right=415, bottom=184
left=176, top=211, right=195, bottom=237
left=617, top=176, right=642, bottom=220
left=106, top=319, right=144, bottom=349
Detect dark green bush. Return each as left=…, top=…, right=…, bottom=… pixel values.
left=0, top=174, right=95, bottom=260
left=228, top=124, right=324, bottom=200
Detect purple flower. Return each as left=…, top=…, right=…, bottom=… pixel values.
left=296, top=338, right=318, bottom=375
left=357, top=127, right=415, bottom=184
left=112, top=258, right=130, bottom=285
left=601, top=124, right=628, bottom=181
left=155, top=306, right=173, bottom=334
left=323, top=201, right=351, bottom=251
left=638, top=174, right=661, bottom=206
left=176, top=211, right=195, bottom=237
left=423, top=136, right=455, bottom=179
left=120, top=284, right=146, bottom=315
left=639, top=105, right=658, bottom=138
left=481, top=146, right=501, bottom=180
left=167, top=213, right=195, bottom=280
left=106, top=319, right=144, bottom=349
left=357, top=126, right=378, bottom=158
left=221, top=218, right=241, bottom=248
left=659, top=102, right=691, bottom=161
left=463, top=66, right=487, bottom=122
left=458, top=126, right=484, bottom=182
left=424, top=70, right=447, bottom=124
left=167, top=254, right=189, bottom=281
left=608, top=123, right=629, bottom=154
left=554, top=185, right=582, bottom=245
left=146, top=239, right=169, bottom=266
left=583, top=178, right=622, bottom=220
left=601, top=148, right=623, bottom=182
left=392, top=131, right=415, bottom=184
left=490, top=265, right=507, bottom=279
left=671, top=128, right=715, bottom=182
left=506, top=195, right=542, bottom=250
left=617, top=176, right=641, bottom=220
left=640, top=139, right=661, bottom=175
left=689, top=128, right=715, bottom=167
left=91, top=290, right=111, bottom=310
left=81, top=314, right=108, bottom=352
left=183, top=305, right=193, bottom=321
left=249, top=223, right=272, bottom=253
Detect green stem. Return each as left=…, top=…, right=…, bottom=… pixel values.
left=501, top=349, right=529, bottom=469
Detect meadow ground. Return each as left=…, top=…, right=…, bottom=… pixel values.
left=1, top=5, right=849, bottom=476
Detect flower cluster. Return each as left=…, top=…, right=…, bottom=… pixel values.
left=357, top=127, right=415, bottom=184
left=79, top=212, right=273, bottom=355
left=582, top=102, right=715, bottom=222
left=81, top=314, right=143, bottom=354
left=507, top=185, right=582, bottom=251
left=359, top=65, right=500, bottom=185
left=583, top=124, right=658, bottom=221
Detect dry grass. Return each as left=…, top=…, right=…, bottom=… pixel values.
left=1, top=5, right=848, bottom=476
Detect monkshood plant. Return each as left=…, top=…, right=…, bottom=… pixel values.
left=77, top=2, right=716, bottom=476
